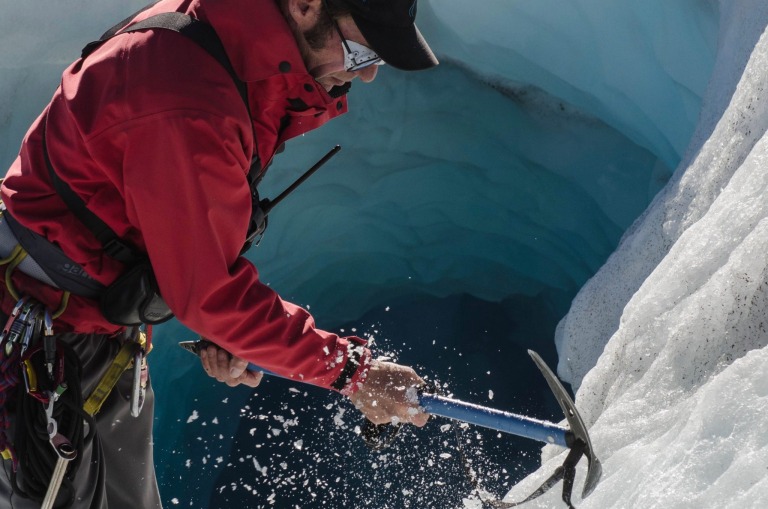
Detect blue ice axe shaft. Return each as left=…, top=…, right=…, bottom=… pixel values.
left=240, top=361, right=571, bottom=447
left=418, top=393, right=570, bottom=447
left=244, top=364, right=571, bottom=447
left=179, top=340, right=570, bottom=447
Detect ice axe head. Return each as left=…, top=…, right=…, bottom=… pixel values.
left=528, top=350, right=602, bottom=499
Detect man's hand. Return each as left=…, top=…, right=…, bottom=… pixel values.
left=349, top=360, right=430, bottom=427
left=199, top=342, right=263, bottom=388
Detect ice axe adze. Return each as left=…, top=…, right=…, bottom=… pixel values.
left=179, top=341, right=601, bottom=507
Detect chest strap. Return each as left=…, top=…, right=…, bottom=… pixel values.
left=28, top=11, right=258, bottom=304
left=48, top=11, right=253, bottom=271
left=83, top=11, right=249, bottom=108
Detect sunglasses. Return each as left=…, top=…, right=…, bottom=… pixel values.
left=328, top=14, right=385, bottom=72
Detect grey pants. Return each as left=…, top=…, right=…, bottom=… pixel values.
left=0, top=329, right=163, bottom=508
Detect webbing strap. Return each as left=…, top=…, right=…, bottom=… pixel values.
left=3, top=247, right=27, bottom=301
left=488, top=467, right=565, bottom=508
left=42, top=121, right=138, bottom=265
left=121, top=13, right=248, bottom=106
left=44, top=10, right=251, bottom=272
left=89, top=0, right=161, bottom=46
left=82, top=333, right=146, bottom=417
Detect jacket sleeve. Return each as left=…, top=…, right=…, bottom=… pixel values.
left=87, top=109, right=370, bottom=393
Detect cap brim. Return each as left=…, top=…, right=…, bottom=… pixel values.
left=351, top=14, right=438, bottom=71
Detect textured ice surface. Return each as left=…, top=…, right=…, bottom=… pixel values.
left=511, top=2, right=768, bottom=508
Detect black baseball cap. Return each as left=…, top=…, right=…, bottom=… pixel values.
left=333, top=0, right=439, bottom=71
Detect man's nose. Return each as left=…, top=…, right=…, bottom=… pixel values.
left=355, top=64, right=379, bottom=83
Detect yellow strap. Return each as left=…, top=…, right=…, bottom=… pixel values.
left=23, top=359, right=38, bottom=393
left=82, top=340, right=139, bottom=417
left=51, top=291, right=70, bottom=320
left=1, top=449, right=12, bottom=461
left=0, top=241, right=70, bottom=318
left=4, top=248, right=27, bottom=301
left=82, top=331, right=148, bottom=417
left=137, top=330, right=149, bottom=351
left=0, top=243, right=22, bottom=266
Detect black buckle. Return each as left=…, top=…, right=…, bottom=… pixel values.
left=102, top=238, right=137, bottom=264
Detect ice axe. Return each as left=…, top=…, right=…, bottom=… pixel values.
left=179, top=341, right=601, bottom=507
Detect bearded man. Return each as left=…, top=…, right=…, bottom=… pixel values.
left=0, top=0, right=437, bottom=506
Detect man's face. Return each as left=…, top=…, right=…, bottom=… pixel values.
left=309, top=15, right=380, bottom=91
left=289, top=0, right=380, bottom=91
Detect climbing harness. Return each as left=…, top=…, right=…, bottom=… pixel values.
left=0, top=293, right=151, bottom=506
left=1, top=193, right=153, bottom=504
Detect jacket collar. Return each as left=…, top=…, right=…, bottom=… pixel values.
left=141, top=0, right=348, bottom=164
left=199, top=0, right=348, bottom=163
left=195, top=0, right=309, bottom=83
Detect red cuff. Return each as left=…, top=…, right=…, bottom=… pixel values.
left=332, top=337, right=372, bottom=396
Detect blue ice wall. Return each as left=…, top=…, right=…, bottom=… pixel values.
left=241, top=64, right=669, bottom=323
left=419, top=0, right=718, bottom=168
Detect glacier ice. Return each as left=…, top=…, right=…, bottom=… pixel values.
left=512, top=2, right=768, bottom=508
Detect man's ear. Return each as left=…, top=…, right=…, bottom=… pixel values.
left=286, top=0, right=323, bottom=30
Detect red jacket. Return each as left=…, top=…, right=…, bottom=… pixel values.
left=0, top=0, right=370, bottom=393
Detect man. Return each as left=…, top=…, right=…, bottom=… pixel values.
left=0, top=0, right=438, bottom=506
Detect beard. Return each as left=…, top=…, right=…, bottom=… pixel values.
left=303, top=10, right=335, bottom=50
